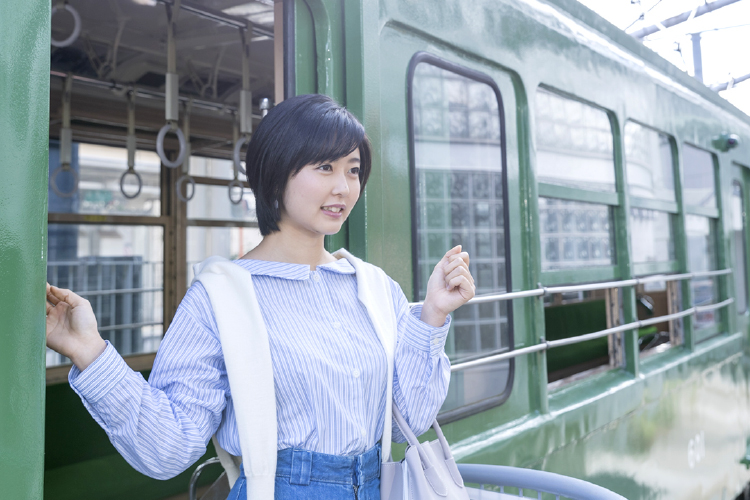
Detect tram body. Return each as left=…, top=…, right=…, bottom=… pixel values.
left=3, top=0, right=750, bottom=498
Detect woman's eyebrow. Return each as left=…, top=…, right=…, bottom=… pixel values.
left=348, top=157, right=361, bottom=164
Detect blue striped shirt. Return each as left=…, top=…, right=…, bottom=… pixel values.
left=69, top=257, right=451, bottom=480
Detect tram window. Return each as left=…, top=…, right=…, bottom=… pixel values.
left=410, top=59, right=512, bottom=418
left=539, top=198, right=615, bottom=271
left=48, top=141, right=161, bottom=216
left=186, top=155, right=262, bottom=284
left=186, top=184, right=256, bottom=222
left=629, top=208, right=675, bottom=264
left=535, top=88, right=615, bottom=192
left=686, top=214, right=719, bottom=331
left=186, top=227, right=263, bottom=285
left=46, top=224, right=164, bottom=367
left=624, top=122, right=675, bottom=202
left=190, top=155, right=238, bottom=180
left=732, top=181, right=748, bottom=314
left=545, top=289, right=610, bottom=386
left=682, top=145, right=717, bottom=209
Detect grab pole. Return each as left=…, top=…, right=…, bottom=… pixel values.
left=120, top=89, right=143, bottom=199
left=175, top=99, right=195, bottom=202
left=50, top=74, right=79, bottom=197
left=232, top=28, right=252, bottom=176
left=156, top=1, right=187, bottom=169
left=228, top=115, right=244, bottom=204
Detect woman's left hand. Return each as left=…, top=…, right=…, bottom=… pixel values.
left=420, top=245, right=475, bottom=327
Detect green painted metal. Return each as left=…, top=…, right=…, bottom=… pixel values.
left=537, top=183, right=620, bottom=206
left=43, top=373, right=222, bottom=500
left=629, top=196, right=679, bottom=213
left=292, top=0, right=750, bottom=497
left=0, top=1, right=50, bottom=498
left=23, top=0, right=750, bottom=497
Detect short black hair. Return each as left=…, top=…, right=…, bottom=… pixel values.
left=245, top=94, right=372, bottom=236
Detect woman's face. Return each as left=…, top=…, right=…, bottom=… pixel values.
left=279, top=149, right=361, bottom=238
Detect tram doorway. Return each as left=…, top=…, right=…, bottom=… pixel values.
left=45, top=2, right=283, bottom=499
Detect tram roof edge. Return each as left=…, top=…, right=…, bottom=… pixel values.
left=542, top=0, right=750, bottom=124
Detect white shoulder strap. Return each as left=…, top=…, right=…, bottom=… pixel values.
left=333, top=249, right=397, bottom=462
left=193, top=257, right=276, bottom=499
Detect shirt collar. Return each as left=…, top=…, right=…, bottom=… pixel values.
left=232, top=257, right=355, bottom=280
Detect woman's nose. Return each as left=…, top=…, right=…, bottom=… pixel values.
left=331, top=172, right=350, bottom=196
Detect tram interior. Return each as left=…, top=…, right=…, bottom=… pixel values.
left=46, top=1, right=277, bottom=497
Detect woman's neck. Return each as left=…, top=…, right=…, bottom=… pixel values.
left=242, top=229, right=336, bottom=270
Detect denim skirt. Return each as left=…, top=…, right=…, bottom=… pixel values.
left=227, top=443, right=381, bottom=500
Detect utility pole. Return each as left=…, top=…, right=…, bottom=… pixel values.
left=691, top=33, right=703, bottom=83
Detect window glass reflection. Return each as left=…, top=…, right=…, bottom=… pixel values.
left=186, top=184, right=256, bottom=221
left=539, top=197, right=615, bottom=271
left=186, top=226, right=263, bottom=285
left=47, top=224, right=164, bottom=366
left=624, top=122, right=675, bottom=201
left=685, top=214, right=718, bottom=329
left=189, top=155, right=237, bottom=180
left=629, top=208, right=675, bottom=264
left=732, top=181, right=748, bottom=314
left=682, top=145, right=716, bottom=208
left=535, top=88, right=615, bottom=192
left=49, top=142, right=161, bottom=216
left=412, top=62, right=510, bottom=413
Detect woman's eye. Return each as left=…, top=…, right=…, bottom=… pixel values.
left=350, top=167, right=361, bottom=175
left=317, top=164, right=333, bottom=172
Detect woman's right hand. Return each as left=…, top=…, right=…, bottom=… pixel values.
left=46, top=283, right=106, bottom=371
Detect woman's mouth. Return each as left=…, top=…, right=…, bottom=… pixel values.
left=321, top=205, right=345, bottom=217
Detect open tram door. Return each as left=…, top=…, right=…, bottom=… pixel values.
left=44, top=1, right=288, bottom=499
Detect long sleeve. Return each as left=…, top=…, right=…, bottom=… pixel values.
left=389, top=280, right=451, bottom=442
left=68, top=284, right=229, bottom=480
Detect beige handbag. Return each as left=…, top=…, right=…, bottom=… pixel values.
left=380, top=405, right=470, bottom=500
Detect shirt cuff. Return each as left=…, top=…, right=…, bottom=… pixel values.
left=69, top=341, right=131, bottom=404
left=403, top=304, right=451, bottom=356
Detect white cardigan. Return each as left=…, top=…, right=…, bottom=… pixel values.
left=192, top=249, right=397, bottom=499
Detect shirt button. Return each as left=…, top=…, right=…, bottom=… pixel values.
left=432, top=338, right=441, bottom=346
left=332, top=321, right=341, bottom=329
left=312, top=273, right=321, bottom=283
left=352, top=368, right=361, bottom=378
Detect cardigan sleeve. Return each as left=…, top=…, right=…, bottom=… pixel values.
left=68, top=282, right=229, bottom=480
left=389, top=279, right=451, bottom=442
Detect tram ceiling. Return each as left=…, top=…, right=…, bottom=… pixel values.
left=49, top=0, right=274, bottom=155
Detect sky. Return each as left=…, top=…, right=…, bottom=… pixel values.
left=574, top=0, right=750, bottom=115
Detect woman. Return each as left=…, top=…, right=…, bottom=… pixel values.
left=45, top=94, right=475, bottom=499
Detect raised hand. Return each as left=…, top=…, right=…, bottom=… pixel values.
left=420, top=245, right=475, bottom=327
left=46, top=283, right=106, bottom=370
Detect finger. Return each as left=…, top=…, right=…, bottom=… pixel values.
left=443, top=252, right=471, bottom=275
left=445, top=265, right=474, bottom=285
left=46, top=301, right=54, bottom=315
left=440, top=245, right=462, bottom=264
left=49, top=286, right=85, bottom=308
left=447, top=275, right=476, bottom=298
left=47, top=286, right=62, bottom=306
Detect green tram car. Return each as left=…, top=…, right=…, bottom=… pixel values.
left=4, top=0, right=750, bottom=498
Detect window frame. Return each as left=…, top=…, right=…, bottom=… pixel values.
left=732, top=168, right=750, bottom=316
left=534, top=86, right=620, bottom=285
left=46, top=140, right=257, bottom=382
left=406, top=51, right=514, bottom=422
left=623, top=120, right=680, bottom=278
left=681, top=143, right=724, bottom=342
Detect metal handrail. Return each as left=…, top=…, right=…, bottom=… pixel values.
left=98, top=320, right=164, bottom=333
left=77, top=287, right=163, bottom=297
left=410, top=268, right=732, bottom=307
left=450, top=298, right=734, bottom=372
